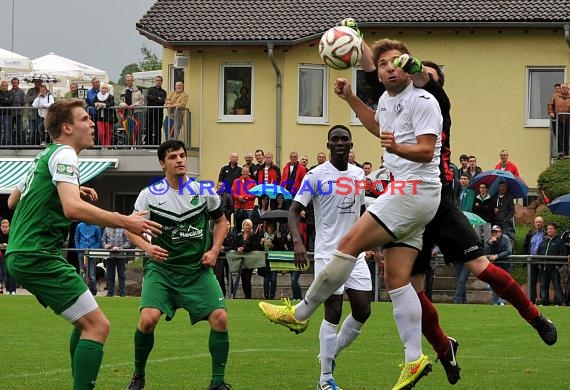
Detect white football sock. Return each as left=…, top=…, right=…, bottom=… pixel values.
left=390, top=283, right=422, bottom=362
left=319, top=319, right=338, bottom=383
left=295, top=250, right=356, bottom=321
left=334, top=313, right=363, bottom=357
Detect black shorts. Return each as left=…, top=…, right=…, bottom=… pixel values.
left=412, top=185, right=484, bottom=275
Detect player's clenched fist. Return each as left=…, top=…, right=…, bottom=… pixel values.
left=334, top=78, right=353, bottom=100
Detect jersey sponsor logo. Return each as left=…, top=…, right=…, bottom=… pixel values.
left=171, top=223, right=204, bottom=242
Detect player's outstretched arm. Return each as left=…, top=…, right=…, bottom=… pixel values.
left=393, top=54, right=430, bottom=88
left=57, top=181, right=162, bottom=236
left=334, top=78, right=379, bottom=137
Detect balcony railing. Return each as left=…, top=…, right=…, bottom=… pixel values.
left=0, top=105, right=192, bottom=149
left=550, top=112, right=570, bottom=159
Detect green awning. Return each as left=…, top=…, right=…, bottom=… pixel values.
left=0, top=157, right=119, bottom=194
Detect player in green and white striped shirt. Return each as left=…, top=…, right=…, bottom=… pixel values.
left=125, top=140, right=230, bottom=390
left=5, top=99, right=162, bottom=390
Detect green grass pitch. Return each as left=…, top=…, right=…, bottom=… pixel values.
left=0, top=297, right=566, bottom=389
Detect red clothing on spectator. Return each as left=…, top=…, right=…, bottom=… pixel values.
left=257, top=164, right=281, bottom=184
left=280, top=163, right=307, bottom=195
left=495, top=161, right=520, bottom=177
left=231, top=177, right=256, bottom=210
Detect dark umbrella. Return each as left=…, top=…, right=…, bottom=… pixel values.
left=470, top=169, right=528, bottom=198
left=23, top=72, right=60, bottom=83
left=259, top=209, right=289, bottom=221
left=548, top=194, right=570, bottom=216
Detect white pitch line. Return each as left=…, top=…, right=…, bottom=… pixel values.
left=4, top=348, right=311, bottom=379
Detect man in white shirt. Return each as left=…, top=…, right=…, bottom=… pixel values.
left=288, top=125, right=371, bottom=390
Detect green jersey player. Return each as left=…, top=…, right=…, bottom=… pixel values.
left=5, top=99, right=162, bottom=390
left=125, top=140, right=229, bottom=390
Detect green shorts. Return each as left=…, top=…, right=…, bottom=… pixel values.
left=6, top=252, right=88, bottom=314
left=140, top=265, right=226, bottom=324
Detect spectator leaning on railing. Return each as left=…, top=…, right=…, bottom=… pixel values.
left=547, top=82, right=570, bottom=156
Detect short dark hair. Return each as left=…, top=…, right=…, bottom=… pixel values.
left=422, top=60, right=445, bottom=87
left=255, top=149, right=264, bottom=156
left=460, top=173, right=470, bottom=179
left=158, top=140, right=187, bottom=162
left=459, top=154, right=469, bottom=161
left=327, top=124, right=352, bottom=140
left=363, top=161, right=372, bottom=167
left=547, top=222, right=558, bottom=230
left=555, top=83, right=561, bottom=87
left=44, top=99, right=86, bottom=139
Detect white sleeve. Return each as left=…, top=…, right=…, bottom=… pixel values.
left=411, top=92, right=442, bottom=137
left=133, top=189, right=150, bottom=220
left=48, top=146, right=80, bottom=186
left=293, top=171, right=316, bottom=207
left=206, top=192, right=222, bottom=212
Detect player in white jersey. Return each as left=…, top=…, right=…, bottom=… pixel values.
left=260, top=38, right=442, bottom=390
left=286, top=125, right=371, bottom=390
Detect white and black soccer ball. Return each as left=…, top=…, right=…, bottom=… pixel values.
left=319, top=26, right=363, bottom=70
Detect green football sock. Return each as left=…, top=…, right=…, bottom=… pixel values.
left=209, top=329, right=229, bottom=385
left=69, top=327, right=81, bottom=377
left=73, top=339, right=104, bottom=390
left=134, top=328, right=154, bottom=377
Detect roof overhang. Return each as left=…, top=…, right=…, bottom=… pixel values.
left=137, top=21, right=569, bottom=48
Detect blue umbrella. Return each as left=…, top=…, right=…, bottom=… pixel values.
left=462, top=211, right=487, bottom=226
left=470, top=169, right=528, bottom=198
left=248, top=183, right=293, bottom=199
left=548, top=194, right=570, bottom=216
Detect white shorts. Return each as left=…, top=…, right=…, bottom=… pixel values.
left=60, top=290, right=99, bottom=323
left=366, top=179, right=441, bottom=250
left=315, top=253, right=372, bottom=295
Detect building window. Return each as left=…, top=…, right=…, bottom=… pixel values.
left=298, top=65, right=328, bottom=124
left=525, top=67, right=565, bottom=127
left=169, top=65, right=184, bottom=91
left=351, top=67, right=379, bottom=124
left=219, top=64, right=253, bottom=122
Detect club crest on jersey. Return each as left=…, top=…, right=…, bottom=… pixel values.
left=395, top=102, right=404, bottom=114
left=57, top=163, right=76, bottom=177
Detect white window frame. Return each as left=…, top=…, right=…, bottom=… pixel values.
left=297, top=64, right=328, bottom=124
left=219, top=63, right=254, bottom=123
left=524, top=66, right=565, bottom=128
left=351, top=67, right=365, bottom=125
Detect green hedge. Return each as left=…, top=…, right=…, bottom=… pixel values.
left=536, top=158, right=570, bottom=231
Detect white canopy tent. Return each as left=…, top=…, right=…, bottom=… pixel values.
left=0, top=48, right=32, bottom=81
left=0, top=48, right=32, bottom=71
left=30, top=52, right=109, bottom=84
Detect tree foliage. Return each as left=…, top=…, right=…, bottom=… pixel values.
left=139, top=45, right=162, bottom=72
left=117, top=63, right=142, bottom=85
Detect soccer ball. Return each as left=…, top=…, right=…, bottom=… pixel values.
left=319, top=26, right=363, bottom=70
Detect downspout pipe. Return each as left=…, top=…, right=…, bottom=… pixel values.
left=267, top=43, right=282, bottom=169
left=565, top=24, right=570, bottom=49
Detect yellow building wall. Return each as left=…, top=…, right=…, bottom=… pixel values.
left=162, top=28, right=569, bottom=188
